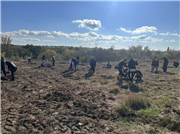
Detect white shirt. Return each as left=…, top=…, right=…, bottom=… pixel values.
left=28, top=57, right=31, bottom=59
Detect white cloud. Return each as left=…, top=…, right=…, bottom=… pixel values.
left=1, top=30, right=69, bottom=38
left=72, top=19, right=101, bottom=31
left=43, top=40, right=56, bottom=42
left=160, top=32, right=178, bottom=36
left=13, top=37, right=40, bottom=42
left=119, top=26, right=157, bottom=34
left=131, top=34, right=146, bottom=40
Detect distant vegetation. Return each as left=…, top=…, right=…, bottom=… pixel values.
left=1, top=35, right=180, bottom=61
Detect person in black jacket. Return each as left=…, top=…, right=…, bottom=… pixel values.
left=1, top=57, right=6, bottom=76
left=6, top=61, right=17, bottom=81
left=163, top=57, right=168, bottom=72
left=90, top=56, right=96, bottom=73
left=135, top=70, right=143, bottom=80
left=173, top=61, right=179, bottom=68
left=72, top=58, right=78, bottom=72
left=128, top=58, right=138, bottom=82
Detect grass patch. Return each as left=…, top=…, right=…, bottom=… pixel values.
left=116, top=95, right=151, bottom=116
left=137, top=107, right=160, bottom=116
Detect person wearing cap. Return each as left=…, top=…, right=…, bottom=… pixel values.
left=1, top=57, right=6, bottom=76
left=90, top=56, right=96, bottom=73
left=117, top=59, right=128, bottom=76
left=6, top=61, right=17, bottom=81
left=151, top=56, right=159, bottom=73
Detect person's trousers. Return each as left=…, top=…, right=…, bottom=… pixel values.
left=42, top=60, right=45, bottom=67
left=53, top=61, right=55, bottom=66
left=28, top=59, right=31, bottom=64
left=163, top=64, right=168, bottom=72
left=151, top=66, right=158, bottom=72
left=128, top=72, right=135, bottom=82
left=11, top=67, right=17, bottom=80
left=74, top=64, right=77, bottom=72
left=90, top=66, right=95, bottom=73
left=1, top=68, right=6, bottom=76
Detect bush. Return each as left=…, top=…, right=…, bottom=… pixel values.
left=124, top=95, right=151, bottom=110
left=116, top=95, right=151, bottom=116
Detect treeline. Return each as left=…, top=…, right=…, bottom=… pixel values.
left=1, top=36, right=180, bottom=62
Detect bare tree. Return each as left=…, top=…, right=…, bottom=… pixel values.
left=1, top=35, right=13, bottom=57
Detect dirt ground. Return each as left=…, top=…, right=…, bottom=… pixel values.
left=1, top=59, right=180, bottom=134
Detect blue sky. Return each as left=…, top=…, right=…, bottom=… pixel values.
left=1, top=1, right=179, bottom=50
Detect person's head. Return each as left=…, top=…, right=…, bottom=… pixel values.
left=91, top=56, right=94, bottom=60
left=1, top=57, right=4, bottom=61
left=124, top=59, right=127, bottom=62
left=130, top=57, right=133, bottom=60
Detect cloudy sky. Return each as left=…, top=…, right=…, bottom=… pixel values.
left=1, top=1, right=179, bottom=50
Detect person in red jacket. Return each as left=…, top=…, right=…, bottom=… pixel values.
left=151, top=56, right=159, bottom=73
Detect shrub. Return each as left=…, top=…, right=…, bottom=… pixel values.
left=116, top=95, right=151, bottom=116
left=123, top=95, right=151, bottom=110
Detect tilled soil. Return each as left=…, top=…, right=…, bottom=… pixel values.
left=1, top=61, right=119, bottom=134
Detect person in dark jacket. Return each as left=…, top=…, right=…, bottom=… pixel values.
left=90, top=56, right=96, bottom=73
left=173, top=61, right=179, bottom=68
left=163, top=57, right=168, bottom=72
left=72, top=58, right=78, bottom=72
left=76, top=56, right=79, bottom=62
left=128, top=58, right=138, bottom=82
left=117, top=59, right=127, bottom=76
left=52, top=55, right=55, bottom=66
left=1, top=57, right=6, bottom=76
left=135, top=70, right=143, bottom=80
left=6, top=61, right=17, bottom=81
left=42, top=55, right=46, bottom=67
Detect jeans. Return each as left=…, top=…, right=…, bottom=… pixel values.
left=42, top=60, right=45, bottom=67
left=151, top=66, right=158, bottom=72
left=53, top=61, right=55, bottom=66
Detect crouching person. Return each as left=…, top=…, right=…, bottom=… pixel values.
left=173, top=61, right=179, bottom=68
left=6, top=61, right=17, bottom=81
left=135, top=70, right=143, bottom=80
left=107, top=61, right=112, bottom=68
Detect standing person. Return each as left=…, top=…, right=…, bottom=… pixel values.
left=6, top=61, right=17, bottom=81
left=117, top=59, right=128, bottom=76
left=28, top=56, right=32, bottom=64
left=151, top=56, right=159, bottom=73
left=128, top=58, right=138, bottom=82
left=1, top=57, right=6, bottom=76
left=72, top=58, right=79, bottom=72
left=163, top=57, right=169, bottom=72
left=68, top=58, right=74, bottom=71
left=90, top=56, right=96, bottom=73
left=42, top=55, right=46, bottom=67
left=52, top=55, right=55, bottom=66
left=85, top=58, right=88, bottom=65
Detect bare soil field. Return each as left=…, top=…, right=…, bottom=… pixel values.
left=1, top=59, right=180, bottom=134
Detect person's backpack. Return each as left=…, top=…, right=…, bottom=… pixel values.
left=152, top=59, right=159, bottom=66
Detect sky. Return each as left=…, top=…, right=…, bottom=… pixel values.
left=1, top=1, right=180, bottom=50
